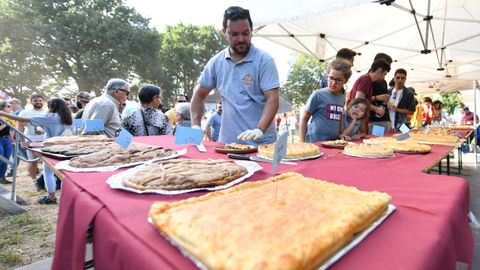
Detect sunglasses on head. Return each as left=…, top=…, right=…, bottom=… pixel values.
left=225, top=7, right=249, bottom=16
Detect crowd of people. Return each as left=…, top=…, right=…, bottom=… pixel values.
left=0, top=5, right=477, bottom=204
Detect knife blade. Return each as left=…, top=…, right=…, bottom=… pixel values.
left=227, top=153, right=297, bottom=165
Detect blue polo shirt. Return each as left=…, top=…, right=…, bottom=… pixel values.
left=207, top=112, right=222, bottom=141
left=197, top=44, right=280, bottom=146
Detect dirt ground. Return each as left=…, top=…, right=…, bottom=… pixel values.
left=0, top=162, right=59, bottom=270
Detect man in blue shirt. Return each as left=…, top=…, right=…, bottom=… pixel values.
left=9, top=98, right=23, bottom=116
left=191, top=6, right=280, bottom=146
left=206, top=102, right=222, bottom=141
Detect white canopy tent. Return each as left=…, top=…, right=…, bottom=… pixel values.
left=248, top=0, right=480, bottom=83
left=245, top=0, right=479, bottom=162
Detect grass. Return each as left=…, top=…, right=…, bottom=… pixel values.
left=0, top=232, right=21, bottom=249
left=0, top=163, right=59, bottom=269
left=0, top=213, right=45, bottom=235
left=0, top=213, right=49, bottom=268
left=0, top=250, right=22, bottom=266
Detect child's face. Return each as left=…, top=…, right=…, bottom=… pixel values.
left=349, top=103, right=367, bottom=119
left=327, top=69, right=347, bottom=94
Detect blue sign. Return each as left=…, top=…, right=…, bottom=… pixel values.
left=84, top=119, right=104, bottom=132
left=175, top=126, right=204, bottom=145
left=372, top=125, right=385, bottom=137
left=73, top=118, right=83, bottom=128
left=399, top=124, right=410, bottom=134
left=116, top=128, right=133, bottom=149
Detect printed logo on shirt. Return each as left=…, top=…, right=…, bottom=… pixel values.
left=326, top=104, right=343, bottom=121
left=242, top=74, right=253, bottom=85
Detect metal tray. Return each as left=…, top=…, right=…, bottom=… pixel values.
left=26, top=146, right=84, bottom=160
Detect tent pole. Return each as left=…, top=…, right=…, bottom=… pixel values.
left=474, top=80, right=478, bottom=165
left=433, top=17, right=480, bottom=24
left=434, top=32, right=480, bottom=50
left=277, top=24, right=317, bottom=58
left=424, top=0, right=431, bottom=49
left=408, top=0, right=427, bottom=50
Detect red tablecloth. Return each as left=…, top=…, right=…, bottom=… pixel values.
left=50, top=136, right=473, bottom=270
left=452, top=128, right=473, bottom=139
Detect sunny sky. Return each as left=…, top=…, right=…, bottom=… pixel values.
left=124, top=0, right=294, bottom=82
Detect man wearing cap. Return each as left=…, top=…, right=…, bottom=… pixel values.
left=74, top=91, right=91, bottom=119
left=386, top=68, right=416, bottom=131
left=191, top=6, right=279, bottom=146
left=18, top=93, right=47, bottom=181
left=82, top=78, right=129, bottom=137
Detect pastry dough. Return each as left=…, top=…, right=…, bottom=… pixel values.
left=321, top=139, right=349, bottom=147
left=68, top=143, right=176, bottom=168
left=123, top=159, right=248, bottom=190
left=258, top=142, right=320, bottom=159
left=400, top=132, right=459, bottom=145
left=225, top=143, right=254, bottom=150
left=42, top=142, right=118, bottom=156
left=428, top=125, right=473, bottom=130
left=444, top=124, right=474, bottom=130
left=343, top=143, right=394, bottom=158
left=363, top=137, right=431, bottom=153
left=322, top=139, right=348, bottom=146
left=43, top=135, right=114, bottom=145
left=149, top=172, right=392, bottom=270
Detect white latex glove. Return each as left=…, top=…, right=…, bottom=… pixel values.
left=237, top=128, right=263, bottom=141
left=191, top=125, right=202, bottom=130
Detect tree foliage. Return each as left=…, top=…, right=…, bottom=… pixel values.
left=1, top=0, right=160, bottom=100
left=438, top=91, right=464, bottom=114
left=282, top=53, right=326, bottom=106
left=141, top=24, right=226, bottom=107
left=1, top=0, right=226, bottom=107
left=0, top=0, right=50, bottom=102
